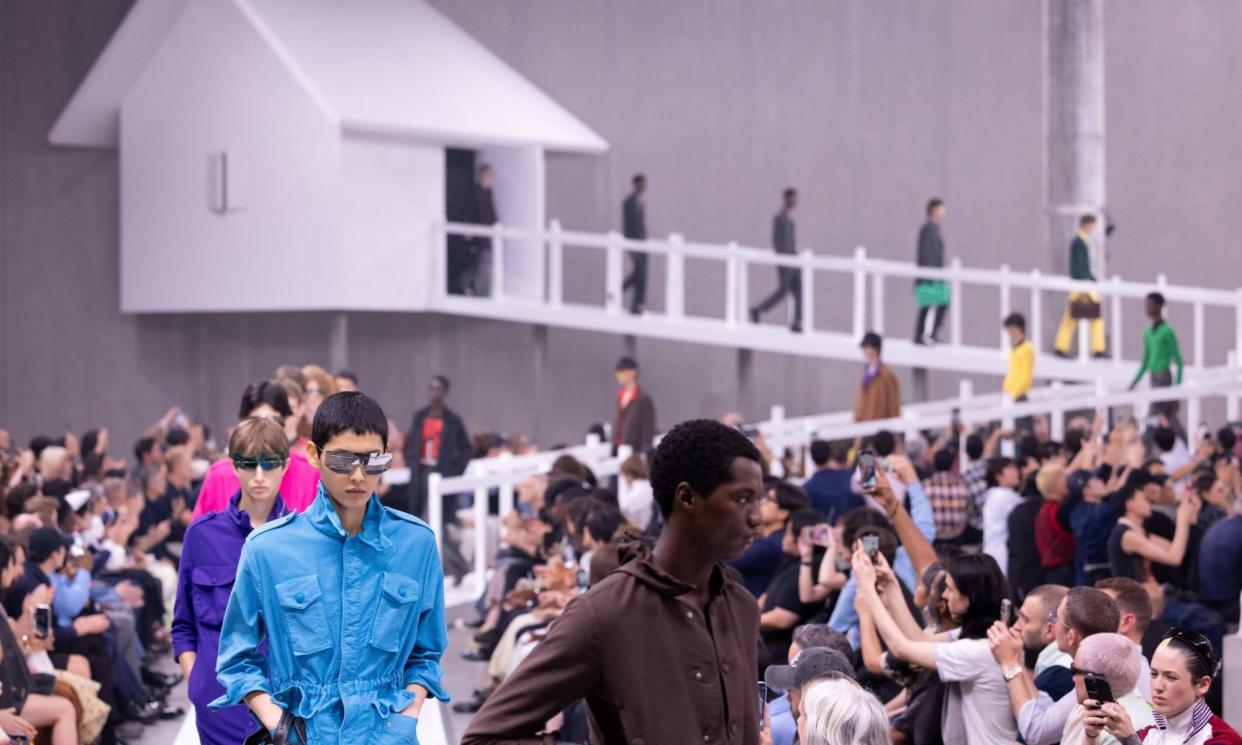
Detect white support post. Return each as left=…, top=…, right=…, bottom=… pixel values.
left=498, top=452, right=515, bottom=519
left=1187, top=394, right=1202, bottom=446
left=490, top=223, right=505, bottom=301
left=1078, top=320, right=1090, bottom=363
left=667, top=234, right=685, bottom=320
left=1235, top=289, right=1242, bottom=365
left=852, top=247, right=867, bottom=339
left=999, top=263, right=1011, bottom=350
left=949, top=256, right=963, bottom=345
left=548, top=219, right=563, bottom=307
left=769, top=405, right=787, bottom=461
left=1031, top=270, right=1044, bottom=352
left=1193, top=301, right=1206, bottom=369
left=725, top=242, right=740, bottom=327
left=871, top=271, right=885, bottom=335
left=431, top=221, right=446, bottom=304
left=957, top=380, right=972, bottom=470
left=605, top=231, right=623, bottom=315
left=737, top=256, right=750, bottom=325
left=427, top=473, right=443, bottom=554
left=1230, top=353, right=1241, bottom=421
left=1110, top=275, right=1123, bottom=362
left=802, top=250, right=816, bottom=334
left=473, top=486, right=489, bottom=596
left=1050, top=381, right=1065, bottom=442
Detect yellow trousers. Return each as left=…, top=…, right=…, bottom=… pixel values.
left=1054, top=292, right=1106, bottom=353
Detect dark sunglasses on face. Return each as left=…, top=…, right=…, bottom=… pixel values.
left=232, top=455, right=288, bottom=472
left=1068, top=666, right=1101, bottom=678
left=321, top=449, right=392, bottom=475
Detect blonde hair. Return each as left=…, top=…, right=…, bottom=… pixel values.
left=800, top=678, right=889, bottom=745
left=301, top=365, right=336, bottom=398
left=1036, top=463, right=1066, bottom=502
left=228, top=418, right=290, bottom=458
left=38, top=446, right=69, bottom=480
left=164, top=445, right=192, bottom=471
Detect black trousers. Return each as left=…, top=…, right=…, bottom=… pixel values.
left=622, top=252, right=648, bottom=311
left=753, top=267, right=802, bottom=327
left=915, top=304, right=947, bottom=342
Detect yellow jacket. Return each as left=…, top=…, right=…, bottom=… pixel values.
left=1003, top=340, right=1035, bottom=399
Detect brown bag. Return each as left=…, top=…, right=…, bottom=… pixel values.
left=1070, top=296, right=1101, bottom=320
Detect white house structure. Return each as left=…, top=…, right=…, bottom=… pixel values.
left=50, top=0, right=608, bottom=313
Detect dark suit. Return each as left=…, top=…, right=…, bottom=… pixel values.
left=621, top=193, right=648, bottom=311
left=460, top=184, right=498, bottom=294
left=752, top=211, right=802, bottom=328
left=914, top=220, right=947, bottom=342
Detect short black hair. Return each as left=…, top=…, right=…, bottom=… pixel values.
left=632, top=173, right=646, bottom=186
left=649, top=419, right=760, bottom=519
left=965, top=434, right=984, bottom=461
left=809, top=440, right=831, bottom=466
left=771, top=482, right=812, bottom=513
left=839, top=507, right=894, bottom=550
left=239, top=381, right=293, bottom=419
left=311, top=392, right=389, bottom=451
left=335, top=370, right=359, bottom=385
left=432, top=374, right=451, bottom=392
left=926, top=198, right=944, bottom=216
left=985, top=457, right=1015, bottom=488
left=870, top=430, right=896, bottom=457
left=614, top=357, right=638, bottom=372
left=1003, top=312, right=1026, bottom=332
left=1146, top=292, right=1165, bottom=308
left=1080, top=214, right=1097, bottom=228
left=1152, top=427, right=1176, bottom=453
left=1063, top=586, right=1120, bottom=639
left=165, top=427, right=190, bottom=447
left=860, top=331, right=882, bottom=352
left=133, top=436, right=158, bottom=462
left=783, top=187, right=797, bottom=201
left=585, top=503, right=627, bottom=544
left=933, top=449, right=955, bottom=473
left=855, top=524, right=900, bottom=566
left=1216, top=426, right=1236, bottom=451
left=787, top=508, right=825, bottom=538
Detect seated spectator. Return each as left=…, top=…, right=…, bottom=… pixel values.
left=924, top=449, right=974, bottom=547
left=802, top=440, right=861, bottom=524
left=192, top=382, right=320, bottom=518
left=1108, top=484, right=1199, bottom=583
left=617, top=455, right=654, bottom=532
left=729, top=482, right=810, bottom=597
left=982, top=456, right=1024, bottom=575
left=798, top=676, right=890, bottom=745
left=1064, top=633, right=1154, bottom=745
left=1196, top=491, right=1242, bottom=624
left=1083, top=628, right=1240, bottom=745
left=760, top=507, right=831, bottom=664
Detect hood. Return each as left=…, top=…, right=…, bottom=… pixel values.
left=614, top=531, right=696, bottom=597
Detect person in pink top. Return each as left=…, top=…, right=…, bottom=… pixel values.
left=192, top=382, right=320, bottom=518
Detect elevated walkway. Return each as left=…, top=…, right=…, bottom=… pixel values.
left=434, top=221, right=1242, bottom=383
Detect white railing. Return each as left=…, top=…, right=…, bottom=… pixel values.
left=426, top=436, right=631, bottom=597
left=439, top=221, right=1242, bottom=374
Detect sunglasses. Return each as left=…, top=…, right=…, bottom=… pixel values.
left=321, top=449, right=393, bottom=476
left=1068, top=666, right=1102, bottom=678
left=232, top=455, right=288, bottom=472
left=1162, top=627, right=1220, bottom=676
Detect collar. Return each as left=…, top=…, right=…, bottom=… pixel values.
left=1012, top=337, right=1029, bottom=350
left=305, top=482, right=392, bottom=550
left=1078, top=230, right=1090, bottom=242
left=227, top=491, right=290, bottom=532
left=1152, top=698, right=1212, bottom=742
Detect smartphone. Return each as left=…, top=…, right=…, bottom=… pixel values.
left=1000, top=598, right=1013, bottom=625
left=1144, top=416, right=1162, bottom=429
left=1084, top=675, right=1115, bottom=706
left=758, top=681, right=769, bottom=733
left=857, top=450, right=877, bottom=490
left=1200, top=424, right=1213, bottom=441
left=34, top=604, right=51, bottom=639
left=999, top=438, right=1016, bottom=458
left=862, top=534, right=879, bottom=560
left=811, top=525, right=832, bottom=547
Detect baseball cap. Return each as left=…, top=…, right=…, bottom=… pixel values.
left=764, top=647, right=855, bottom=691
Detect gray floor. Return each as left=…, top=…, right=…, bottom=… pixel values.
left=133, top=651, right=191, bottom=743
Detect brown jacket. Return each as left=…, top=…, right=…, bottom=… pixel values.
left=461, top=544, right=760, bottom=745
left=615, top=390, right=657, bottom=455
left=853, top=364, right=901, bottom=422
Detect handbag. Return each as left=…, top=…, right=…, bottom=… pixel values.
left=244, top=709, right=308, bottom=745
left=1069, top=295, right=1101, bottom=320
left=914, top=280, right=950, bottom=308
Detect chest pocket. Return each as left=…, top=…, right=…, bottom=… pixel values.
left=369, top=572, right=420, bottom=653
left=276, top=575, right=333, bottom=656
left=191, top=565, right=236, bottom=629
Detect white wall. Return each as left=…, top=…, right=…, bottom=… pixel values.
left=340, top=137, right=444, bottom=309
left=120, top=0, right=342, bottom=312
left=479, top=144, right=545, bottom=300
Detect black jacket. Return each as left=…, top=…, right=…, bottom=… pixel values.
left=917, top=222, right=944, bottom=268
left=623, top=194, right=646, bottom=240
left=405, top=406, right=473, bottom=477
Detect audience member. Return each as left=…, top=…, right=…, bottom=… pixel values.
left=798, top=675, right=890, bottom=745
left=617, top=455, right=654, bottom=533
left=1108, top=484, right=1199, bottom=582
left=1064, top=633, right=1154, bottom=745
left=802, top=440, right=861, bottom=524
left=853, top=332, right=901, bottom=422
left=1196, top=490, right=1242, bottom=623
left=924, top=449, right=973, bottom=546
left=764, top=644, right=856, bottom=745
left=1035, top=463, right=1077, bottom=586
left=914, top=198, right=949, bottom=346
left=333, top=370, right=359, bottom=393
left=729, top=482, right=810, bottom=597
left=1095, top=577, right=1155, bottom=699
left=612, top=357, right=656, bottom=456
left=982, top=457, right=1025, bottom=575
left=759, top=508, right=831, bottom=664
left=750, top=187, right=802, bottom=332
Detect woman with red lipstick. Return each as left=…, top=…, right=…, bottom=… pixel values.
left=1083, top=628, right=1241, bottom=745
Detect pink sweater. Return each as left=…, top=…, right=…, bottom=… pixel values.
left=191, top=450, right=320, bottom=518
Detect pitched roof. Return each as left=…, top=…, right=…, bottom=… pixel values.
left=50, top=0, right=608, bottom=153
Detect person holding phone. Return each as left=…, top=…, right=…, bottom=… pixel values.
left=173, top=418, right=291, bottom=745
left=1082, top=629, right=1240, bottom=745
left=1062, top=633, right=1152, bottom=745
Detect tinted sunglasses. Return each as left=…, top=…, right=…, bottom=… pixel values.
left=1068, top=666, right=1101, bottom=677
left=232, top=455, right=288, bottom=472
left=1162, top=627, right=1221, bottom=676
left=321, top=449, right=392, bottom=476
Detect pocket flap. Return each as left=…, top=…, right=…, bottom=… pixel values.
left=276, top=575, right=323, bottom=610
left=380, top=572, right=419, bottom=605
left=191, top=565, right=236, bottom=588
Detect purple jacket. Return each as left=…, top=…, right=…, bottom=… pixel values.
left=173, top=492, right=288, bottom=744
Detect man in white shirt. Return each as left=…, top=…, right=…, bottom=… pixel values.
left=1095, top=577, right=1155, bottom=700
left=1063, top=633, right=1155, bottom=745
left=988, top=587, right=1122, bottom=745
left=981, top=457, right=1025, bottom=575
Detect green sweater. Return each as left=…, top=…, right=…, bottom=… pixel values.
left=1069, top=235, right=1095, bottom=281
left=1132, top=321, right=1183, bottom=386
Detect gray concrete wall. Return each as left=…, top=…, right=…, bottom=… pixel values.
left=2, top=1, right=1240, bottom=454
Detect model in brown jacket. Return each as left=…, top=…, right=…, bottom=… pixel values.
left=462, top=420, right=765, bottom=745
left=853, top=332, right=902, bottom=422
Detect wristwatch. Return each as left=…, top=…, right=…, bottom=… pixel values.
left=1002, top=665, right=1024, bottom=682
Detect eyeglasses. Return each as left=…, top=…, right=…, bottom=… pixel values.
left=1162, top=627, right=1221, bottom=676
left=232, top=455, right=288, bottom=472
left=320, top=449, right=392, bottom=475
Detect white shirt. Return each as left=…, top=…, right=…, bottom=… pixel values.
left=982, top=486, right=1026, bottom=575
left=1135, top=641, right=1152, bottom=701
left=1019, top=688, right=1078, bottom=745
left=1062, top=689, right=1155, bottom=745
left=1035, top=640, right=1072, bottom=678
left=935, top=637, right=1018, bottom=745
left=619, top=478, right=653, bottom=531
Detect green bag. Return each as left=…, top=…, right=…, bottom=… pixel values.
left=915, top=280, right=950, bottom=308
